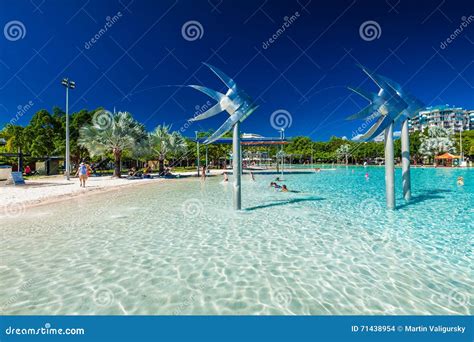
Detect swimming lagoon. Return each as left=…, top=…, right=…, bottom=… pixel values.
left=1, top=167, right=472, bottom=315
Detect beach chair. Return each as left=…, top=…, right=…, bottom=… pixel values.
left=6, top=171, right=26, bottom=185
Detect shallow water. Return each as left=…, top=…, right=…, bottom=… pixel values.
left=0, top=166, right=472, bottom=315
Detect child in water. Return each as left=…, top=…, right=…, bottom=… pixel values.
left=457, top=176, right=464, bottom=186
left=270, top=182, right=281, bottom=189
left=365, top=172, right=369, bottom=180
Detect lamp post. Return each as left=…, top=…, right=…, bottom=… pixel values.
left=61, top=78, right=76, bottom=181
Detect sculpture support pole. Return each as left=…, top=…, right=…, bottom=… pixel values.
left=196, top=141, right=200, bottom=177
left=384, top=121, right=395, bottom=209
left=401, top=119, right=411, bottom=201
left=233, top=121, right=242, bottom=210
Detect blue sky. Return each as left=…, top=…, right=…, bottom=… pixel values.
left=0, top=0, right=473, bottom=140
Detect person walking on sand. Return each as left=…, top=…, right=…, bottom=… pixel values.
left=76, top=162, right=89, bottom=188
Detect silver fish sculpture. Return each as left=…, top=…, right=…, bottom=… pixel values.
left=188, top=63, right=258, bottom=144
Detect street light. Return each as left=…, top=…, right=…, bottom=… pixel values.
left=61, top=78, right=76, bottom=180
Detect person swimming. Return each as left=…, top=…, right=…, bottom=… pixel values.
left=223, top=172, right=228, bottom=182
left=250, top=171, right=255, bottom=181
left=457, top=176, right=464, bottom=186
left=270, top=182, right=281, bottom=189
left=365, top=172, right=369, bottom=180
left=280, top=184, right=301, bottom=193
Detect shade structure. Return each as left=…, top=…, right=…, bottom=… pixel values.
left=193, top=136, right=288, bottom=146
left=435, top=153, right=461, bottom=159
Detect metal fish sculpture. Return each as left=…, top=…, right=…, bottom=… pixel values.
left=378, top=75, right=425, bottom=120
left=188, top=63, right=258, bottom=144
left=347, top=65, right=408, bottom=141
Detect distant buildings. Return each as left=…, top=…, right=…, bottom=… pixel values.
left=409, top=105, right=472, bottom=133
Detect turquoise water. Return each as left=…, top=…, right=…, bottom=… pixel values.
left=0, top=167, right=472, bottom=315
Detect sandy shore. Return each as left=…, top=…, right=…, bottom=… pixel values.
left=0, top=170, right=231, bottom=212
left=0, top=175, right=166, bottom=211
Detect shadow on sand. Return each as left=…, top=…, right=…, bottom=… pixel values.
left=245, top=196, right=324, bottom=211
left=396, top=189, right=452, bottom=209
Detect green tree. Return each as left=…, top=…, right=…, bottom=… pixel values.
left=23, top=109, right=60, bottom=157
left=0, top=124, right=27, bottom=167
left=148, top=124, right=187, bottom=174
left=78, top=111, right=147, bottom=177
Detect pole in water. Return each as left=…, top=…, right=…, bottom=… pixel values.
left=196, top=140, right=200, bottom=177
left=280, top=128, right=284, bottom=180
left=401, top=119, right=411, bottom=201
left=384, top=121, right=395, bottom=209
left=233, top=122, right=242, bottom=210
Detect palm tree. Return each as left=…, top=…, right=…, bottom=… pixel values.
left=148, top=125, right=187, bottom=174
left=78, top=111, right=147, bottom=177
left=336, top=144, right=351, bottom=165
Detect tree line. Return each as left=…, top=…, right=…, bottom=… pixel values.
left=1, top=107, right=472, bottom=176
